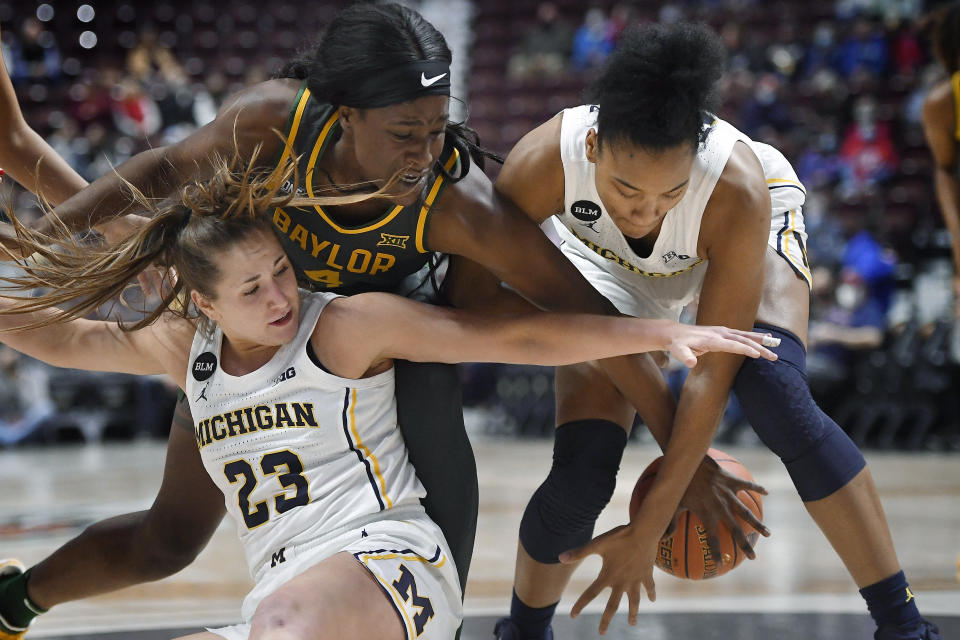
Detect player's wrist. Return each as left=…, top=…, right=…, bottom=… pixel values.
left=0, top=565, right=47, bottom=633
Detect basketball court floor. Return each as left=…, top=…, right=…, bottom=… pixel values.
left=1, top=437, right=957, bottom=639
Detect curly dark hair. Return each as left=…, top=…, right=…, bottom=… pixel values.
left=586, top=21, right=726, bottom=153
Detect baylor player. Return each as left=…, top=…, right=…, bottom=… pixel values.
left=922, top=2, right=960, bottom=317
left=267, top=82, right=465, bottom=295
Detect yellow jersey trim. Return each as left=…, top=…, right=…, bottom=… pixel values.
left=365, top=569, right=416, bottom=639
left=348, top=388, right=393, bottom=509
left=766, top=178, right=806, bottom=193
left=952, top=71, right=960, bottom=141
left=780, top=209, right=812, bottom=285
left=301, top=110, right=407, bottom=235
left=415, top=148, right=460, bottom=253
left=277, top=87, right=312, bottom=171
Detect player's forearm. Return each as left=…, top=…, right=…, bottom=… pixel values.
left=596, top=353, right=676, bottom=447
left=0, top=124, right=87, bottom=205
left=33, top=147, right=175, bottom=236
left=28, top=511, right=197, bottom=608
left=518, top=315, right=678, bottom=365
left=628, top=360, right=737, bottom=536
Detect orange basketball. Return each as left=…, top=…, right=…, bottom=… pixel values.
left=630, top=448, right=763, bottom=580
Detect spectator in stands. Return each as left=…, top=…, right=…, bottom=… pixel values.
left=740, top=73, right=793, bottom=139
left=835, top=17, right=890, bottom=79
left=838, top=95, right=899, bottom=197
left=0, top=345, right=54, bottom=447
left=0, top=24, right=86, bottom=204
left=507, top=2, right=574, bottom=81
left=6, top=17, right=61, bottom=85
left=126, top=28, right=178, bottom=84
left=921, top=1, right=960, bottom=316
left=110, top=76, right=162, bottom=139
left=571, top=8, right=614, bottom=72
left=808, top=264, right=889, bottom=380
left=796, top=121, right=843, bottom=192
left=891, top=21, right=924, bottom=76
left=801, top=23, right=841, bottom=79
left=605, top=4, right=637, bottom=45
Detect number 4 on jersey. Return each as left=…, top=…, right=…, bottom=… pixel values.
left=304, top=269, right=343, bottom=288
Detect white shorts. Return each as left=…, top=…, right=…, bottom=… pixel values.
left=561, top=207, right=812, bottom=321
left=208, top=508, right=462, bottom=640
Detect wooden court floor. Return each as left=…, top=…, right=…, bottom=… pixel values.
left=1, top=438, right=957, bottom=639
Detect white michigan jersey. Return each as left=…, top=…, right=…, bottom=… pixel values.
left=553, top=105, right=810, bottom=320
left=185, top=291, right=426, bottom=578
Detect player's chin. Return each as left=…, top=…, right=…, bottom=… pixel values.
left=385, top=172, right=428, bottom=204
left=266, top=312, right=298, bottom=342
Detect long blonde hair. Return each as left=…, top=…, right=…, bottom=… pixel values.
left=0, top=144, right=412, bottom=331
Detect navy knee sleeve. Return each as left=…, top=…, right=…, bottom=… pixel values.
left=519, top=420, right=627, bottom=564
left=733, top=324, right=866, bottom=502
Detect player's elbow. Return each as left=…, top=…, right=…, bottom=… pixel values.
left=137, top=532, right=208, bottom=579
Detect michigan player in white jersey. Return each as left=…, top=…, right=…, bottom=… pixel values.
left=487, top=22, right=941, bottom=640
left=0, top=156, right=776, bottom=640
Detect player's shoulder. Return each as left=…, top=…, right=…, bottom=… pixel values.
left=710, top=142, right=770, bottom=222
left=506, top=111, right=564, bottom=170
left=216, top=78, right=303, bottom=130
left=922, top=79, right=955, bottom=129
left=494, top=112, right=566, bottom=220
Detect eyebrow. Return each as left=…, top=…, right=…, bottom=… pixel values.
left=241, top=255, right=285, bottom=284
left=614, top=176, right=689, bottom=194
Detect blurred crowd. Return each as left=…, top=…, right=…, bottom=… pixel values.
left=0, top=0, right=957, bottom=449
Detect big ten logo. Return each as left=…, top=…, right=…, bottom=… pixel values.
left=272, top=367, right=296, bottom=387
left=273, top=209, right=399, bottom=289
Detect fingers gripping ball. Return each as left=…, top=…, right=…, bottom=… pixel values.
left=630, top=448, right=763, bottom=580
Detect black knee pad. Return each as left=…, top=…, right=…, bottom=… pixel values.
left=733, top=324, right=865, bottom=501
left=519, top=420, right=628, bottom=564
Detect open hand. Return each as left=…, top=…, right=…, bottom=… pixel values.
left=666, top=325, right=779, bottom=368
left=678, top=456, right=771, bottom=563
left=558, top=523, right=659, bottom=635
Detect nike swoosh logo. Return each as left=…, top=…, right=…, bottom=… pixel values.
left=421, top=72, right=447, bottom=87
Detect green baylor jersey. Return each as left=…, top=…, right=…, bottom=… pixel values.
left=270, top=85, right=461, bottom=294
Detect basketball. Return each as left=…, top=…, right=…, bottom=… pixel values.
left=630, top=448, right=763, bottom=580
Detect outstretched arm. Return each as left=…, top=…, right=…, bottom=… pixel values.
left=0, top=27, right=87, bottom=204
left=18, top=80, right=295, bottom=242
left=0, top=301, right=190, bottom=382
left=24, top=400, right=225, bottom=608
left=313, top=291, right=776, bottom=380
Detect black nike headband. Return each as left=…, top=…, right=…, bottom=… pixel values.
left=340, top=59, right=451, bottom=108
